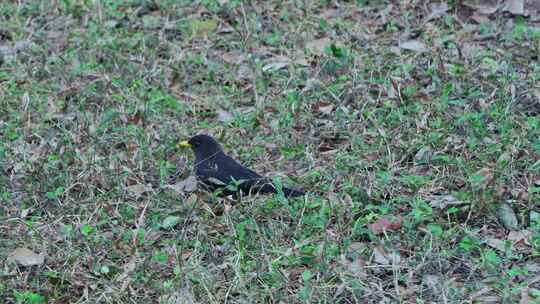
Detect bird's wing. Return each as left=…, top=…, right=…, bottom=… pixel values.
left=193, top=157, right=227, bottom=191
left=195, top=152, right=278, bottom=195
left=216, top=153, right=263, bottom=181
left=215, top=154, right=280, bottom=194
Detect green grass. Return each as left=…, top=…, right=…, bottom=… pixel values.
left=1, top=1, right=540, bottom=303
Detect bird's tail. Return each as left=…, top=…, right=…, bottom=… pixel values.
left=255, top=181, right=305, bottom=198
left=282, top=187, right=305, bottom=197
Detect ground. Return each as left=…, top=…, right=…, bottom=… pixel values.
left=1, top=0, right=540, bottom=303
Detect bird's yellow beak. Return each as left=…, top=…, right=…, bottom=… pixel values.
left=178, top=140, right=191, bottom=148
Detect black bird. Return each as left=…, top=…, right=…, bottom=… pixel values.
left=179, top=134, right=304, bottom=198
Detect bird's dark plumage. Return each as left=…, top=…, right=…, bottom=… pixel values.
left=181, top=134, right=304, bottom=198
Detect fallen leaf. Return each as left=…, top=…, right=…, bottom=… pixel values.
left=363, top=153, right=379, bottom=162
left=473, top=296, right=500, bottom=303
left=498, top=202, right=519, bottom=230
left=262, top=56, right=291, bottom=72
left=486, top=237, right=506, bottom=251
left=126, top=184, right=152, bottom=198
left=414, top=146, right=432, bottom=164
left=46, top=96, right=67, bottom=120
left=20, top=208, right=31, bottom=218
left=372, top=246, right=400, bottom=265
left=312, top=102, right=334, bottom=115
left=503, top=0, right=524, bottom=15
left=368, top=216, right=403, bottom=235
left=461, top=42, right=483, bottom=59
left=47, top=97, right=66, bottom=113
left=117, top=255, right=138, bottom=290
left=470, top=12, right=491, bottom=24
left=161, top=216, right=182, bottom=229
left=530, top=211, right=540, bottom=224
left=463, top=2, right=500, bottom=15
left=455, top=179, right=466, bottom=188
left=428, top=195, right=468, bottom=209
left=520, top=286, right=532, bottom=304
left=423, top=274, right=441, bottom=292
left=318, top=104, right=334, bottom=115
left=167, top=176, right=198, bottom=194
left=305, top=37, right=331, bottom=55
left=471, top=168, right=493, bottom=190
left=425, top=3, right=449, bottom=21
left=508, top=230, right=531, bottom=244
left=236, top=64, right=254, bottom=80
left=340, top=255, right=368, bottom=279
left=344, top=242, right=363, bottom=254
left=301, top=78, right=320, bottom=93
left=142, top=15, right=162, bottom=30
left=7, top=247, right=45, bottom=266
left=158, top=288, right=196, bottom=304
left=399, top=40, right=428, bottom=53
left=217, top=109, right=234, bottom=122
left=0, top=40, right=31, bottom=64
left=471, top=286, right=495, bottom=301
left=524, top=263, right=540, bottom=273
left=189, top=19, right=217, bottom=37
left=222, top=50, right=248, bottom=65
left=292, top=52, right=309, bottom=66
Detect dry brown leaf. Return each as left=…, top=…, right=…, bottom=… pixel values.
left=126, top=184, right=152, bottom=197
left=222, top=50, right=248, bottom=65
left=470, top=286, right=495, bottom=300
left=461, top=42, right=483, bottom=59
left=117, top=255, right=138, bottom=291
left=473, top=168, right=494, bottom=190
left=368, top=216, right=403, bottom=235
left=520, top=286, right=533, bottom=304
left=399, top=40, right=428, bottom=53
left=508, top=230, right=531, bottom=244
left=292, top=53, right=309, bottom=66
left=414, top=146, right=432, bottom=163
left=7, top=247, right=45, bottom=266
left=362, top=153, right=379, bottom=162
left=262, top=55, right=291, bottom=72
left=46, top=96, right=67, bottom=120
left=464, top=1, right=500, bottom=15
left=498, top=202, right=519, bottom=230
left=318, top=104, right=334, bottom=115
left=473, top=296, right=501, bottom=303
left=236, top=64, right=254, bottom=80
left=428, top=195, right=468, bottom=209
left=340, top=255, right=368, bottom=279
left=470, top=12, right=491, bottom=23
left=217, top=109, right=234, bottom=122
left=158, top=288, right=197, bottom=304
left=486, top=237, right=506, bottom=251
left=425, top=3, right=449, bottom=21
left=167, top=176, right=198, bottom=194
left=455, top=179, right=466, bottom=188
left=262, top=61, right=290, bottom=72
left=372, top=246, right=400, bottom=265
left=305, top=37, right=331, bottom=55
left=503, top=0, right=524, bottom=15
left=423, top=274, right=441, bottom=292
left=530, top=211, right=540, bottom=225
left=312, top=102, right=334, bottom=115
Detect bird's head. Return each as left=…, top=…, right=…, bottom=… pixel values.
left=179, top=134, right=222, bottom=159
